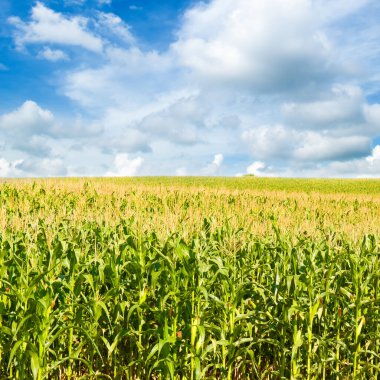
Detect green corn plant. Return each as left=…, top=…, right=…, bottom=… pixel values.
left=1, top=179, right=380, bottom=379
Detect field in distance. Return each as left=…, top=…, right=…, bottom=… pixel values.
left=0, top=177, right=379, bottom=379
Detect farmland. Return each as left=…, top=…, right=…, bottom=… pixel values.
left=0, top=177, right=380, bottom=379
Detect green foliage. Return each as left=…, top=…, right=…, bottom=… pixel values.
left=0, top=179, right=379, bottom=379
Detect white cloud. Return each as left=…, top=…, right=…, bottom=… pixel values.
left=175, top=167, right=187, bottom=176
left=38, top=47, right=68, bottom=61
left=0, top=100, right=54, bottom=136
left=9, top=2, right=103, bottom=52
left=136, top=95, right=206, bottom=145
left=12, top=135, right=53, bottom=157
left=242, top=124, right=372, bottom=162
left=240, top=144, right=380, bottom=178
left=50, top=117, right=104, bottom=139
left=247, top=161, right=267, bottom=176
left=242, top=125, right=297, bottom=160
left=3, top=0, right=379, bottom=178
left=202, top=153, right=224, bottom=175
left=100, top=129, right=151, bottom=154
left=106, top=153, right=144, bottom=176
left=313, top=0, right=370, bottom=24
left=308, top=144, right=380, bottom=177
left=39, top=158, right=68, bottom=176
left=48, top=0, right=379, bottom=178
left=367, top=145, right=380, bottom=163
left=17, top=157, right=68, bottom=177
left=293, top=134, right=371, bottom=161
left=173, top=0, right=336, bottom=92
left=63, top=46, right=173, bottom=108
left=0, top=158, right=23, bottom=177
left=0, top=101, right=105, bottom=161
left=213, top=154, right=223, bottom=167
left=363, top=103, right=380, bottom=128
left=282, top=85, right=364, bottom=127
left=96, top=12, right=134, bottom=44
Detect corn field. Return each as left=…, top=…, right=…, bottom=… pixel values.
left=0, top=178, right=379, bottom=379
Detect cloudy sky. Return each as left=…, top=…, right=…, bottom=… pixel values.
left=1, top=0, right=380, bottom=177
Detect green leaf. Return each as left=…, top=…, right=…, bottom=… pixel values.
left=30, top=350, right=40, bottom=380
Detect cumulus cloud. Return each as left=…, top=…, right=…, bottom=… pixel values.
left=363, top=103, right=380, bottom=128
left=100, top=129, right=151, bottom=154
left=242, top=125, right=297, bottom=160
left=242, top=124, right=372, bottom=162
left=51, top=117, right=104, bottom=139
left=173, top=0, right=337, bottom=92
left=0, top=158, right=23, bottom=177
left=311, top=143, right=380, bottom=177
left=9, top=2, right=103, bottom=52
left=106, top=153, right=144, bottom=176
left=240, top=145, right=380, bottom=178
left=17, top=157, right=68, bottom=177
left=96, top=12, right=134, bottom=44
left=12, top=135, right=53, bottom=157
left=0, top=101, right=57, bottom=159
left=324, top=152, right=380, bottom=177
left=246, top=161, right=267, bottom=176
left=38, top=47, right=68, bottom=61
left=63, top=46, right=173, bottom=108
left=293, top=134, right=371, bottom=161
left=3, top=0, right=380, bottom=178
left=202, top=154, right=224, bottom=175
left=367, top=145, right=380, bottom=163
left=49, top=0, right=379, bottom=178
left=0, top=101, right=106, bottom=162
left=136, top=96, right=206, bottom=145
left=213, top=154, right=223, bottom=167
left=0, top=100, right=55, bottom=136
left=282, top=85, right=364, bottom=128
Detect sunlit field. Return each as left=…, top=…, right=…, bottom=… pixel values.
left=1, top=177, right=380, bottom=379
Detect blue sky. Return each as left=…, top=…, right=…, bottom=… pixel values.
left=1, top=0, right=380, bottom=177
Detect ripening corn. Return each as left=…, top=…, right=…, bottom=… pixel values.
left=0, top=178, right=379, bottom=379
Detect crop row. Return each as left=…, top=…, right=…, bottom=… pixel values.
left=1, top=219, right=379, bottom=379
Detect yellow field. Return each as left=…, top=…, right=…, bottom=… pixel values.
left=2, top=177, right=380, bottom=240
